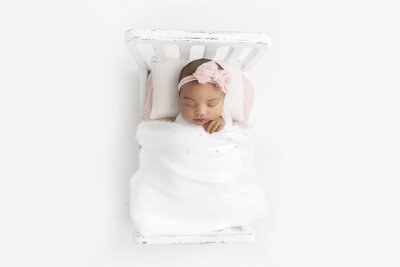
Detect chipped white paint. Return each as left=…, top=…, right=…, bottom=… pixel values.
left=134, top=226, right=255, bottom=245
left=125, top=28, right=271, bottom=71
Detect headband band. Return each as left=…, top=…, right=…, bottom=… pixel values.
left=178, top=61, right=231, bottom=94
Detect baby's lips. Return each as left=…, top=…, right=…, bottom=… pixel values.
left=194, top=118, right=210, bottom=124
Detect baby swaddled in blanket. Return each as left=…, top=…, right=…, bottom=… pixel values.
left=130, top=59, right=268, bottom=236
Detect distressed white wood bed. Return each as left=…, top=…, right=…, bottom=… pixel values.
left=125, top=28, right=271, bottom=245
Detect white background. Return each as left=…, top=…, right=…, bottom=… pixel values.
left=0, top=0, right=399, bottom=266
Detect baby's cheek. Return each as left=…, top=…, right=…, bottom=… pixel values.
left=181, top=109, right=192, bottom=119
left=210, top=113, right=222, bottom=121
left=214, top=106, right=224, bottom=118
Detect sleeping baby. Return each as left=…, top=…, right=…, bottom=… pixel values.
left=130, top=58, right=268, bottom=237
left=175, top=59, right=233, bottom=133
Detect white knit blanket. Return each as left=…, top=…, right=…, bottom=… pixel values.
left=130, top=121, right=268, bottom=236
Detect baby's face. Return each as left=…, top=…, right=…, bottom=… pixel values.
left=179, top=81, right=225, bottom=125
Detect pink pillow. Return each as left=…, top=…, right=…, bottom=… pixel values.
left=141, top=72, right=255, bottom=126
left=233, top=74, right=255, bottom=126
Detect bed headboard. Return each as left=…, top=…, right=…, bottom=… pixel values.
left=124, top=28, right=271, bottom=116
left=125, top=28, right=271, bottom=72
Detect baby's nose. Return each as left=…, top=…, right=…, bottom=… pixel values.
left=195, top=106, right=207, bottom=115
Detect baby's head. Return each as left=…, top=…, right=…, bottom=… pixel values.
left=178, top=58, right=230, bottom=125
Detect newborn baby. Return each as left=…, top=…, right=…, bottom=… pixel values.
left=175, top=59, right=233, bottom=133
left=131, top=59, right=269, bottom=237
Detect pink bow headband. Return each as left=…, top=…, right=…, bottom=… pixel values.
left=178, top=61, right=231, bottom=94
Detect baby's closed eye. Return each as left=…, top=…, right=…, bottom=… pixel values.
left=184, top=101, right=195, bottom=107
left=207, top=100, right=219, bottom=107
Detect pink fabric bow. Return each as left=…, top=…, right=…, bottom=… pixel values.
left=178, top=61, right=231, bottom=94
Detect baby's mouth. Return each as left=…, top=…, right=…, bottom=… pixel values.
left=193, top=118, right=208, bottom=123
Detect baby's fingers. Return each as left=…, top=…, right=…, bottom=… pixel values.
left=210, top=122, right=222, bottom=133
left=214, top=124, right=223, bottom=133
left=204, top=121, right=216, bottom=133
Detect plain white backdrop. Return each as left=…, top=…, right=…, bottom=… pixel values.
left=0, top=0, right=399, bottom=266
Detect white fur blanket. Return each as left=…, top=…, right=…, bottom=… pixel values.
left=130, top=121, right=268, bottom=236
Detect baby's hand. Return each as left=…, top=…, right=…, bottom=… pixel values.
left=204, top=116, right=225, bottom=134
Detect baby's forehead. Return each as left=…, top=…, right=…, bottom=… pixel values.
left=182, top=95, right=222, bottom=102
left=181, top=90, right=223, bottom=101
left=181, top=83, right=224, bottom=98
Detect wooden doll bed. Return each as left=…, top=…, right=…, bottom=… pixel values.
left=125, top=28, right=271, bottom=245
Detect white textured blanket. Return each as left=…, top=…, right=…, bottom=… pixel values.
left=130, top=121, right=268, bottom=236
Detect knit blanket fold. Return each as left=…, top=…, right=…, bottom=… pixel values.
left=130, top=121, right=268, bottom=236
